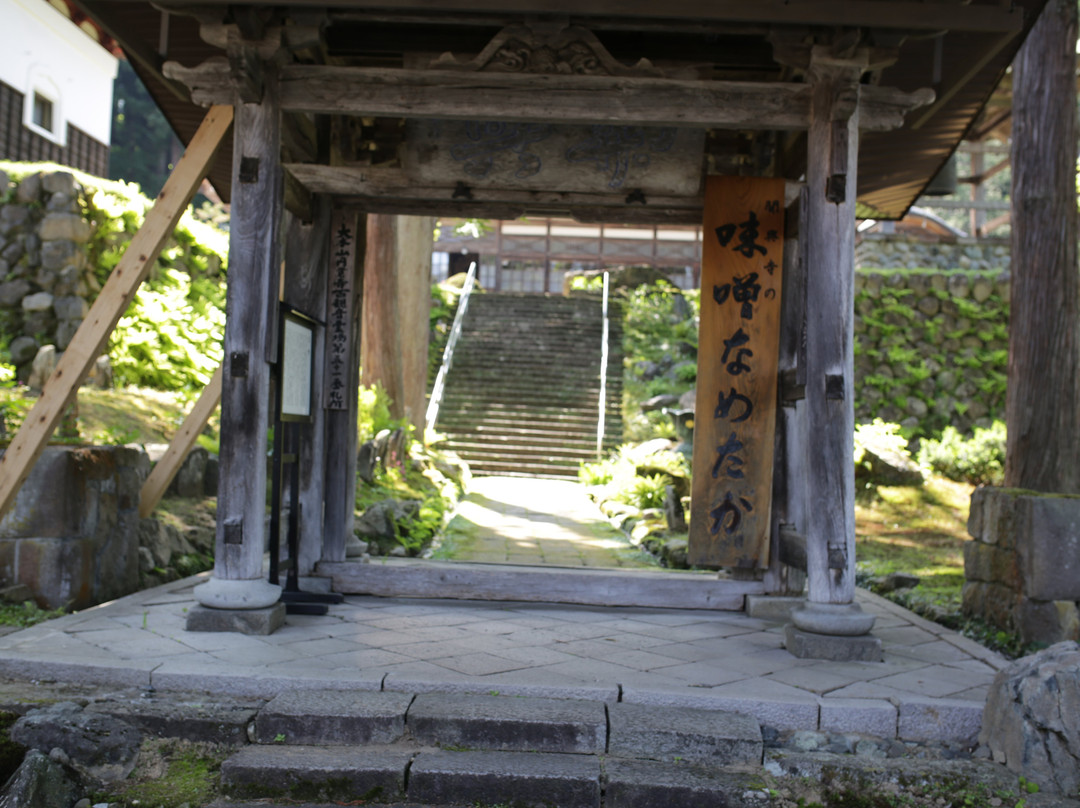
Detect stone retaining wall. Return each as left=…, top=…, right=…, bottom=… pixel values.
left=964, top=487, right=1080, bottom=645
left=0, top=169, right=101, bottom=373
left=856, top=234, right=1010, bottom=272
left=0, top=446, right=148, bottom=610
left=0, top=165, right=226, bottom=386
left=854, top=268, right=1009, bottom=436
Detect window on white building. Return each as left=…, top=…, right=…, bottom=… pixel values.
left=32, top=92, right=54, bottom=132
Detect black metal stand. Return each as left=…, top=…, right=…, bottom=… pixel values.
left=269, top=309, right=344, bottom=616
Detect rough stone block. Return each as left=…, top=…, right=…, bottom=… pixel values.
left=980, top=642, right=1080, bottom=795
left=607, top=702, right=761, bottom=764
left=897, top=697, right=982, bottom=743
left=222, top=745, right=409, bottom=802
left=185, top=604, right=285, bottom=635
left=41, top=171, right=76, bottom=196
left=408, top=750, right=600, bottom=808
left=51, top=295, right=87, bottom=320
left=746, top=595, right=805, bottom=622
left=407, top=693, right=605, bottom=754
left=982, top=487, right=1021, bottom=550
left=784, top=625, right=883, bottom=662
left=819, top=698, right=897, bottom=738
left=256, top=690, right=412, bottom=745
left=0, top=280, right=31, bottom=307
left=1018, top=496, right=1080, bottom=601
left=604, top=758, right=767, bottom=808
left=1015, top=598, right=1080, bottom=646
left=39, top=214, right=91, bottom=243
left=963, top=541, right=1019, bottom=588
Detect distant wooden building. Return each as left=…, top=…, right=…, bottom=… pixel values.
left=0, top=0, right=1046, bottom=652
left=0, top=0, right=119, bottom=176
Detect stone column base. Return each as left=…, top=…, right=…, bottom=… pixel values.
left=784, top=624, right=883, bottom=662
left=193, top=576, right=281, bottom=610
left=186, top=603, right=286, bottom=635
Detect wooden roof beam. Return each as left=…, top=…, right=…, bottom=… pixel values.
left=152, top=1, right=1025, bottom=34
left=165, top=61, right=934, bottom=132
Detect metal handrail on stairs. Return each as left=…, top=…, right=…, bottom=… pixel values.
left=426, top=261, right=478, bottom=434
left=596, top=271, right=610, bottom=458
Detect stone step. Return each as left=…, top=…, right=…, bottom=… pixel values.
left=437, top=430, right=609, bottom=450
left=254, top=690, right=414, bottom=746
left=250, top=691, right=763, bottom=763
left=407, top=693, right=605, bottom=753
left=224, top=690, right=766, bottom=806
left=439, top=441, right=603, bottom=462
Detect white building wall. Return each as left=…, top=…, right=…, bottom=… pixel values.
left=0, top=0, right=119, bottom=146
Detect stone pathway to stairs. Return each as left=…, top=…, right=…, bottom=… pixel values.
left=438, top=476, right=655, bottom=569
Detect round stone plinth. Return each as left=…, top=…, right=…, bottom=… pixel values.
left=791, top=602, right=876, bottom=636
left=194, top=577, right=282, bottom=610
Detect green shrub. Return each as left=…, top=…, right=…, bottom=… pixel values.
left=614, top=472, right=671, bottom=510
left=917, top=421, right=1006, bottom=486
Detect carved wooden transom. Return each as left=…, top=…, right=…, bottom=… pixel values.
left=430, top=24, right=661, bottom=77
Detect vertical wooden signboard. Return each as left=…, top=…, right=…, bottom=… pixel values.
left=324, top=212, right=356, bottom=410
left=689, top=175, right=785, bottom=569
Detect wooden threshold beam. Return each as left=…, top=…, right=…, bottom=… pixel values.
left=167, top=61, right=933, bottom=132
left=139, top=364, right=223, bottom=518
left=285, top=164, right=703, bottom=223
left=151, top=0, right=1025, bottom=33
left=0, top=106, right=234, bottom=520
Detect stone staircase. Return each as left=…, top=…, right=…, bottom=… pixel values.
left=215, top=689, right=769, bottom=807
left=433, top=292, right=623, bottom=480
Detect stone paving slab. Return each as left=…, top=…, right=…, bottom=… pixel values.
left=0, top=568, right=1010, bottom=745
left=408, top=749, right=600, bottom=808
left=607, top=702, right=762, bottom=764
left=407, top=692, right=606, bottom=753
left=256, top=690, right=414, bottom=745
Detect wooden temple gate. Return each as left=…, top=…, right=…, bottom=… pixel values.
left=0, top=0, right=1044, bottom=655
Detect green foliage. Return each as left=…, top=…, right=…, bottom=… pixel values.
left=580, top=444, right=687, bottom=513
left=854, top=419, right=911, bottom=464
left=917, top=421, right=1006, bottom=486
left=111, top=268, right=225, bottom=391
left=0, top=601, right=67, bottom=627
left=614, top=472, right=671, bottom=510
left=357, top=383, right=397, bottom=443
left=621, top=282, right=700, bottom=441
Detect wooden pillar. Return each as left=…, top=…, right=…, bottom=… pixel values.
left=764, top=187, right=809, bottom=596
left=361, top=214, right=434, bottom=434
left=785, top=49, right=877, bottom=653
left=282, top=196, right=332, bottom=575
left=194, top=71, right=284, bottom=611
left=322, top=208, right=365, bottom=563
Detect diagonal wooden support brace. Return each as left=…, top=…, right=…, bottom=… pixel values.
left=0, top=105, right=234, bottom=519
left=139, top=364, right=223, bottom=518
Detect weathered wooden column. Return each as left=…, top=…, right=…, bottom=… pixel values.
left=191, top=65, right=285, bottom=622
left=282, top=197, right=332, bottom=575
left=322, top=208, right=364, bottom=563
left=785, top=49, right=880, bottom=660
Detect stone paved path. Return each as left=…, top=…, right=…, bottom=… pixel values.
left=438, top=476, right=656, bottom=569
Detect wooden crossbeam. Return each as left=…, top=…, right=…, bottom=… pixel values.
left=0, top=105, right=233, bottom=519
left=138, top=365, right=223, bottom=518
left=154, top=1, right=1025, bottom=33
left=166, top=61, right=933, bottom=133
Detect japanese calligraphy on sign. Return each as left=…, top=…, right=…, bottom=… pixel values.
left=323, top=214, right=356, bottom=411
left=689, top=176, right=785, bottom=569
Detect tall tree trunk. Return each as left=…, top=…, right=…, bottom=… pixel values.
left=1005, top=0, right=1080, bottom=493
